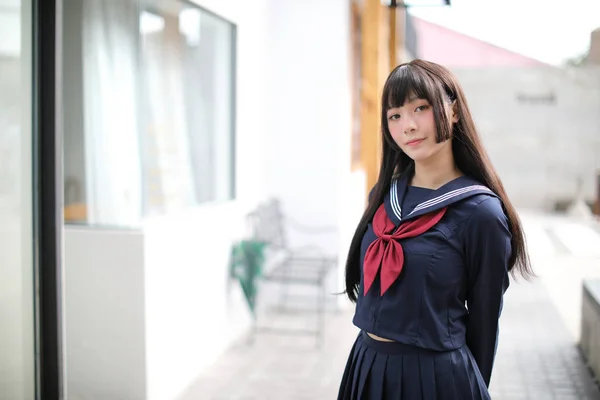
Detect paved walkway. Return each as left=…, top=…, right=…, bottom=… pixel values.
left=181, top=212, right=600, bottom=399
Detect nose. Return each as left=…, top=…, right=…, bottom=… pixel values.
left=403, top=116, right=417, bottom=134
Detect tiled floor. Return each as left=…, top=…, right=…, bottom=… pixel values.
left=181, top=214, right=600, bottom=399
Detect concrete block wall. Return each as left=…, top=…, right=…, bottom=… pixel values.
left=453, top=66, right=600, bottom=210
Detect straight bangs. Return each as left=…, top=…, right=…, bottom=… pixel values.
left=384, top=64, right=438, bottom=110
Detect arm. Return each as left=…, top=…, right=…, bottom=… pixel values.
left=464, top=197, right=511, bottom=387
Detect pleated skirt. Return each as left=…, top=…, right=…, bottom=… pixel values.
left=337, top=331, right=491, bottom=400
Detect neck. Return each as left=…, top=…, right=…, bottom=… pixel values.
left=411, top=147, right=461, bottom=189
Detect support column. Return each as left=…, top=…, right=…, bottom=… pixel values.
left=359, top=0, right=388, bottom=196
left=355, top=0, right=409, bottom=196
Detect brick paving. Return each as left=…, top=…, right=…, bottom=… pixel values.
left=178, top=309, right=358, bottom=399
left=181, top=214, right=600, bottom=400
left=489, top=278, right=600, bottom=399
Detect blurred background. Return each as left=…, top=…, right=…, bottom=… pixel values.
left=2, top=0, right=600, bottom=399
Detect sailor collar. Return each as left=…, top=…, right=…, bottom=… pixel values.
left=383, top=175, right=496, bottom=224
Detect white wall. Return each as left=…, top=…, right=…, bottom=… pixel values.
left=264, top=0, right=354, bottom=295
left=64, top=227, right=146, bottom=400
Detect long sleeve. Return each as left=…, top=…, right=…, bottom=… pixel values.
left=463, top=197, right=511, bottom=387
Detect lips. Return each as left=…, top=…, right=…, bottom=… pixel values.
left=406, top=138, right=424, bottom=146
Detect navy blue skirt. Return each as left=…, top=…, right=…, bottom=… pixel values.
left=337, top=332, right=491, bottom=400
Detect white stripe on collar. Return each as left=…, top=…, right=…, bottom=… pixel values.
left=390, top=181, right=492, bottom=220
left=390, top=178, right=403, bottom=219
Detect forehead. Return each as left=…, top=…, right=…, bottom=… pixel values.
left=388, top=94, right=428, bottom=110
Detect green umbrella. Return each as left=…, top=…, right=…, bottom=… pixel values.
left=229, top=239, right=268, bottom=316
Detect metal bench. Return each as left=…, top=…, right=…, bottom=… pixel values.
left=246, top=198, right=337, bottom=347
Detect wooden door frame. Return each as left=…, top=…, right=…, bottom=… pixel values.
left=350, top=0, right=403, bottom=197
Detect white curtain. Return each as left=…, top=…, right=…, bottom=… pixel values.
left=81, top=0, right=142, bottom=227
left=140, top=11, right=195, bottom=215
left=181, top=12, right=214, bottom=204
left=181, top=10, right=234, bottom=204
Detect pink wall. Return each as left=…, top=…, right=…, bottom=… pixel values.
left=412, top=17, right=547, bottom=67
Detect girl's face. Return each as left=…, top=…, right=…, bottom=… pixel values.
left=386, top=95, right=458, bottom=164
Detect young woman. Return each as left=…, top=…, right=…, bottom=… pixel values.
left=338, top=59, right=533, bottom=400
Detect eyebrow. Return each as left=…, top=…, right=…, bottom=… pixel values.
left=387, top=96, right=425, bottom=112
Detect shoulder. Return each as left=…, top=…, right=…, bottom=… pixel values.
left=461, top=194, right=511, bottom=241
left=448, top=186, right=508, bottom=228
left=467, top=195, right=506, bottom=222
left=449, top=177, right=506, bottom=220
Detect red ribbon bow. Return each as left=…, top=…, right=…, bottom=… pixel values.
left=363, top=204, right=447, bottom=296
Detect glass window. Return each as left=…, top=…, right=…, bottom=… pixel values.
left=0, top=0, right=36, bottom=398
left=63, top=0, right=142, bottom=227
left=62, top=0, right=236, bottom=227
left=139, top=2, right=236, bottom=215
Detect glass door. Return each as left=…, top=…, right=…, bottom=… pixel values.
left=0, top=0, right=36, bottom=398
left=0, top=0, right=64, bottom=398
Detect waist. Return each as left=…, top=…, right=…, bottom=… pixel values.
left=360, top=331, right=458, bottom=355
left=353, top=303, right=468, bottom=350
left=366, top=332, right=396, bottom=342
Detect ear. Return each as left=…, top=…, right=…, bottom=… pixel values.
left=450, top=100, right=459, bottom=123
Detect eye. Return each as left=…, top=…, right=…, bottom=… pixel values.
left=388, top=113, right=400, bottom=121
left=415, top=105, right=429, bottom=112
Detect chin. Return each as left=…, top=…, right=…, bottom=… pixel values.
left=402, top=148, right=432, bottom=163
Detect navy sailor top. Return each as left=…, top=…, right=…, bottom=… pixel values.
left=352, top=175, right=511, bottom=387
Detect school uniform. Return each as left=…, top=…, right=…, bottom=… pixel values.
left=338, top=175, right=511, bottom=400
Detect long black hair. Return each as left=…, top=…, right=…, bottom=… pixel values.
left=344, top=59, right=533, bottom=302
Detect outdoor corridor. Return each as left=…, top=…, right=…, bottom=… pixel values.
left=181, top=211, right=600, bottom=400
